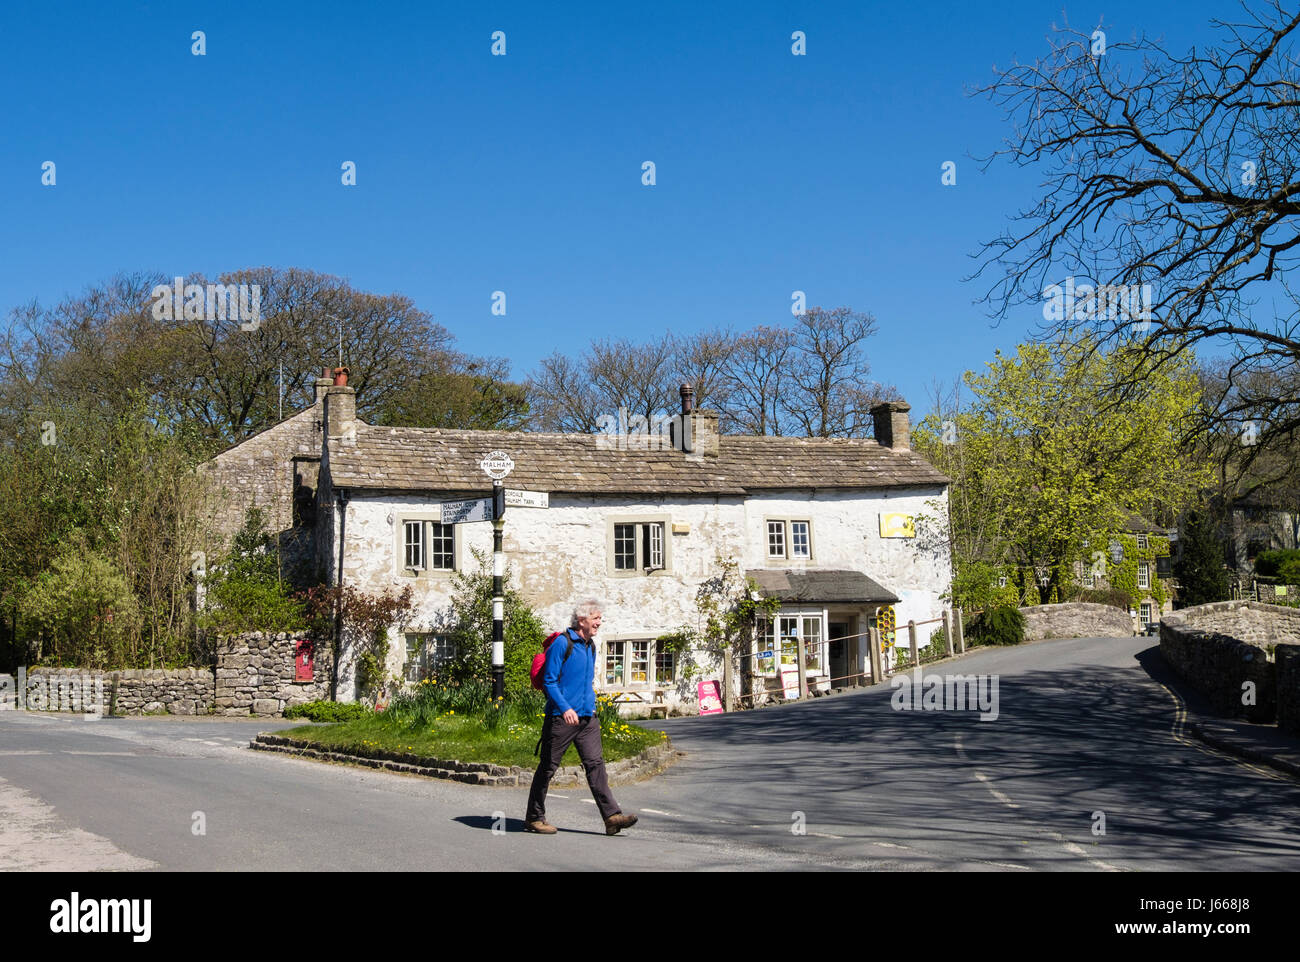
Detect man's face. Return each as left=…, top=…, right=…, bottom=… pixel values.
left=578, top=610, right=603, bottom=639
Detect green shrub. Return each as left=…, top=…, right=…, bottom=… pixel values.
left=444, top=549, right=546, bottom=698
left=1277, top=558, right=1300, bottom=584
left=1255, top=549, right=1300, bottom=578
left=284, top=700, right=372, bottom=722
left=200, top=509, right=305, bottom=635
left=969, top=606, right=1025, bottom=646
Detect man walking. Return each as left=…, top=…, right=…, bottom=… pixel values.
left=524, top=599, right=638, bottom=836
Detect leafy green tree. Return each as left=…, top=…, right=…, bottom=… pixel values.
left=914, top=339, right=1210, bottom=607
left=1175, top=509, right=1231, bottom=606
left=199, top=508, right=305, bottom=635
left=444, top=549, right=546, bottom=699
left=20, top=533, right=142, bottom=668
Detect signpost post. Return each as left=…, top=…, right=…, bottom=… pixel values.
left=479, top=451, right=515, bottom=703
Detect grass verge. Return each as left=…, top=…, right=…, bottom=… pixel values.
left=270, top=711, right=665, bottom=769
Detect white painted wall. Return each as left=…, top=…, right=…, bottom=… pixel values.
left=329, top=486, right=952, bottom=703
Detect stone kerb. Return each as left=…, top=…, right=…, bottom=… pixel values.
left=1160, top=601, right=1300, bottom=724
left=1018, top=602, right=1135, bottom=641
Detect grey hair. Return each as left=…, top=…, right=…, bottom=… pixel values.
left=570, top=598, right=604, bottom=627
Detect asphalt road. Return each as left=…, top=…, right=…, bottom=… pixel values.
left=2, top=636, right=1298, bottom=871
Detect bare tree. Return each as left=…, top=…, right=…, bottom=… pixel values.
left=719, top=325, right=798, bottom=435
left=0, top=268, right=485, bottom=446
left=785, top=306, right=893, bottom=437
left=972, top=2, right=1300, bottom=474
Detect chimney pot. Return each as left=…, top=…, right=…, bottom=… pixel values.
left=871, top=400, right=911, bottom=451
left=680, top=383, right=695, bottom=415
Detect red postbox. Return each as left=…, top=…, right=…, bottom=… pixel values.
left=294, top=639, right=314, bottom=682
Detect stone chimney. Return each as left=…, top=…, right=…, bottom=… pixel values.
left=325, top=375, right=357, bottom=443
left=313, top=366, right=334, bottom=404
left=675, top=383, right=719, bottom=458
left=871, top=400, right=911, bottom=451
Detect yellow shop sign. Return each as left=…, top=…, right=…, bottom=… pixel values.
left=879, top=513, right=915, bottom=538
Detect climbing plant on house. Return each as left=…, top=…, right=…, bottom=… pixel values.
left=657, top=556, right=780, bottom=693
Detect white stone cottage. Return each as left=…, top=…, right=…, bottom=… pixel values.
left=202, top=373, right=953, bottom=712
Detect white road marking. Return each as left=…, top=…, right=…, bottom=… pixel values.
left=973, top=771, right=1020, bottom=809
left=1155, top=681, right=1288, bottom=781
left=62, top=751, right=138, bottom=756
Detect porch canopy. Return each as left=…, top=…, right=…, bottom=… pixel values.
left=745, top=569, right=900, bottom=605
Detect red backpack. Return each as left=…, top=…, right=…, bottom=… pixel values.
left=530, top=630, right=577, bottom=690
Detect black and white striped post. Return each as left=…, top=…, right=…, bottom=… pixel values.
left=479, top=450, right=515, bottom=703
left=491, top=480, right=506, bottom=702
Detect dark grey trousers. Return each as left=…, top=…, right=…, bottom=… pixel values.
left=525, top=714, right=621, bottom=822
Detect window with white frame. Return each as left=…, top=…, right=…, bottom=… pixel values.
left=767, top=521, right=786, bottom=558
left=766, top=520, right=813, bottom=561
left=404, top=520, right=425, bottom=570
left=603, top=639, right=676, bottom=687
left=790, top=521, right=811, bottom=558
left=609, top=519, right=668, bottom=574
left=404, top=632, right=456, bottom=682
left=604, top=641, right=626, bottom=685
left=1140, top=602, right=1154, bottom=625
left=429, top=522, right=454, bottom=570
left=1138, top=562, right=1150, bottom=590
left=1137, top=533, right=1148, bottom=550
left=400, top=519, right=456, bottom=574
left=757, top=613, right=826, bottom=674
left=630, top=641, right=650, bottom=684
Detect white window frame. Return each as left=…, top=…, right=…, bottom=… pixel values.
left=404, top=520, right=425, bottom=571
left=1137, top=533, right=1148, bottom=550
left=604, top=640, right=626, bottom=686
left=790, top=520, right=811, bottom=559
left=764, top=518, right=815, bottom=562
left=428, top=522, right=455, bottom=570
left=1138, top=562, right=1150, bottom=590
left=396, top=514, right=460, bottom=577
left=606, top=515, right=672, bottom=577
left=767, top=521, right=786, bottom=558
left=404, top=632, right=456, bottom=683
left=1140, top=602, right=1154, bottom=626
left=757, top=610, right=826, bottom=675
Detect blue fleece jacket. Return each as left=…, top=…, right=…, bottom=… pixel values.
left=542, top=628, right=596, bottom=717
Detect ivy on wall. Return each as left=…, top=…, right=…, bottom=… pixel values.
left=1099, top=534, right=1170, bottom=609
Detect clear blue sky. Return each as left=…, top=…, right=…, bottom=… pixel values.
left=1, top=0, right=1230, bottom=414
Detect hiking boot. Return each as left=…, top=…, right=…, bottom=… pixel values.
left=524, top=819, right=557, bottom=835
left=604, top=812, right=638, bottom=835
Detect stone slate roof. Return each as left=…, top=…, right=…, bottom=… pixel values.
left=326, top=424, right=949, bottom=495
left=746, top=569, right=901, bottom=605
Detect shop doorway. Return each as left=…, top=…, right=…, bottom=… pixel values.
left=829, top=620, right=853, bottom=689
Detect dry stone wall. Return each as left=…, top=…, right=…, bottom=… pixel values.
left=14, top=632, right=332, bottom=718
left=215, top=631, right=333, bottom=716
left=1018, top=603, right=1134, bottom=641
left=1160, top=601, right=1300, bottom=724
